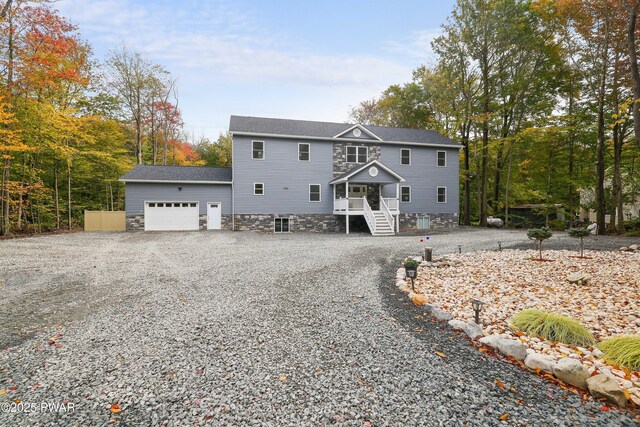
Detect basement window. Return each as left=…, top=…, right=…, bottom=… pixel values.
left=274, top=217, right=290, bottom=233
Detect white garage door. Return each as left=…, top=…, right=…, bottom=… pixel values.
left=144, top=202, right=199, bottom=231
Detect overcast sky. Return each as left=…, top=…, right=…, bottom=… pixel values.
left=57, top=0, right=455, bottom=140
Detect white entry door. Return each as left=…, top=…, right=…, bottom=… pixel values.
left=207, top=202, right=222, bottom=230
left=144, top=202, right=199, bottom=231
left=348, top=184, right=367, bottom=198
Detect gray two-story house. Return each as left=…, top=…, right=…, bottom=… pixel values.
left=120, top=115, right=460, bottom=235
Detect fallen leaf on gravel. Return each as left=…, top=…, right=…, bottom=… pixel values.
left=110, top=404, right=122, bottom=414
left=279, top=375, right=287, bottom=382
left=363, top=421, right=372, bottom=427
left=499, top=413, right=509, bottom=421
left=434, top=351, right=447, bottom=358
left=0, top=390, right=5, bottom=395
left=600, top=406, right=610, bottom=411
left=495, top=379, right=506, bottom=390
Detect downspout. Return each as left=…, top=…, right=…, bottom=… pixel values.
left=231, top=132, right=235, bottom=231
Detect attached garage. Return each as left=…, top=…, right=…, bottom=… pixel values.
left=144, top=202, right=199, bottom=231
left=119, top=165, right=233, bottom=231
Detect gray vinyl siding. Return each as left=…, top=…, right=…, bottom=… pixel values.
left=125, top=183, right=232, bottom=215
left=380, top=145, right=459, bottom=213
left=233, top=136, right=334, bottom=214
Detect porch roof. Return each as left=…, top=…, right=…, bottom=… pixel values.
left=329, top=160, right=405, bottom=185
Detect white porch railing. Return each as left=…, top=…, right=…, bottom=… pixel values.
left=362, top=197, right=376, bottom=233
left=334, top=197, right=397, bottom=213
left=333, top=197, right=365, bottom=212
left=379, top=198, right=395, bottom=230
left=382, top=198, right=399, bottom=212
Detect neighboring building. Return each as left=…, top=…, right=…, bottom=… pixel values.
left=119, top=116, right=461, bottom=235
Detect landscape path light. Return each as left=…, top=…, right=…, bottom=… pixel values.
left=471, top=299, right=485, bottom=325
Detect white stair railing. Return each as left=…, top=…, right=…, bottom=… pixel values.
left=379, top=198, right=395, bottom=232
left=362, top=197, right=377, bottom=234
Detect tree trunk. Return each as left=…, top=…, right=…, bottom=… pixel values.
left=504, top=147, right=513, bottom=227
left=625, top=1, right=640, bottom=150
left=0, top=158, right=9, bottom=235
left=595, top=15, right=610, bottom=235
left=67, top=160, right=72, bottom=229
left=479, top=54, right=490, bottom=227
left=462, top=126, right=471, bottom=225
left=567, top=76, right=576, bottom=227
left=54, top=160, right=60, bottom=229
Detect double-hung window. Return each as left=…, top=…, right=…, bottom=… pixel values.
left=437, top=150, right=446, bottom=167
left=309, top=184, right=321, bottom=202
left=401, top=148, right=411, bottom=165
left=437, top=186, right=447, bottom=203
left=401, top=186, right=411, bottom=203
left=346, top=146, right=367, bottom=163
left=252, top=141, right=264, bottom=160
left=298, top=143, right=310, bottom=161
left=254, top=182, right=264, bottom=195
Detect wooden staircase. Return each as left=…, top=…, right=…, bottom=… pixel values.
left=370, top=210, right=395, bottom=236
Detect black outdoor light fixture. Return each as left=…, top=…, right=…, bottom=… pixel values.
left=471, top=299, right=485, bottom=325
left=404, top=267, right=418, bottom=291
left=178, top=186, right=182, bottom=191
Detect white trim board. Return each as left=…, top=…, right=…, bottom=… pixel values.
left=119, top=179, right=232, bottom=184
left=332, top=124, right=382, bottom=141
left=231, top=131, right=462, bottom=149
left=329, top=160, right=405, bottom=184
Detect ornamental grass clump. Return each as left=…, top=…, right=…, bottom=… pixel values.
left=598, top=336, right=640, bottom=372
left=511, top=309, right=596, bottom=347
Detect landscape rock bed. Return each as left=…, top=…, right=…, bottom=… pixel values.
left=405, top=249, right=640, bottom=408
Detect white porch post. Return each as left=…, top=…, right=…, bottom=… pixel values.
left=332, top=184, right=336, bottom=209
left=345, top=180, right=349, bottom=234
left=396, top=182, right=400, bottom=233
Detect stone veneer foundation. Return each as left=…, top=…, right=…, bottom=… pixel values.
left=127, top=213, right=457, bottom=233
left=233, top=214, right=345, bottom=233
left=398, top=213, right=458, bottom=233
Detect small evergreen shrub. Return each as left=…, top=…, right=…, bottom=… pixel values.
left=567, top=227, right=591, bottom=257
left=403, top=258, right=420, bottom=269
left=527, top=227, right=553, bottom=260
left=511, top=309, right=595, bottom=346
left=598, top=336, right=640, bottom=372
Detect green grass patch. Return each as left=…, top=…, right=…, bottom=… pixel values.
left=598, top=336, right=640, bottom=372
left=510, top=309, right=595, bottom=347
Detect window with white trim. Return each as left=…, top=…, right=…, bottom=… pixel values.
left=252, top=140, right=264, bottom=159
left=274, top=217, right=289, bottom=233
left=401, top=148, right=411, bottom=165
left=346, top=146, right=367, bottom=163
left=298, top=143, right=310, bottom=161
left=437, top=186, right=447, bottom=203
left=437, top=150, right=446, bottom=167
left=254, top=182, right=264, bottom=195
left=401, top=186, right=411, bottom=203
left=309, top=184, right=321, bottom=202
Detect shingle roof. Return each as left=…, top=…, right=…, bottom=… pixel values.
left=229, top=115, right=460, bottom=147
left=119, top=165, right=232, bottom=183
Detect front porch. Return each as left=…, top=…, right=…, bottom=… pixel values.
left=329, top=160, right=405, bottom=236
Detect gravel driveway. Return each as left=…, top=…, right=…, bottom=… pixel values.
left=0, top=228, right=638, bottom=426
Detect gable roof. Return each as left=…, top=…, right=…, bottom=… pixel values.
left=119, top=165, right=232, bottom=183
left=229, top=115, right=460, bottom=148
left=333, top=124, right=382, bottom=141
left=329, top=160, right=405, bottom=184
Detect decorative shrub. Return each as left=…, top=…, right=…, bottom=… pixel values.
left=511, top=309, right=595, bottom=346
left=598, top=336, right=640, bottom=372
left=567, top=227, right=591, bottom=257
left=403, top=258, right=420, bottom=269
left=526, top=227, right=553, bottom=260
